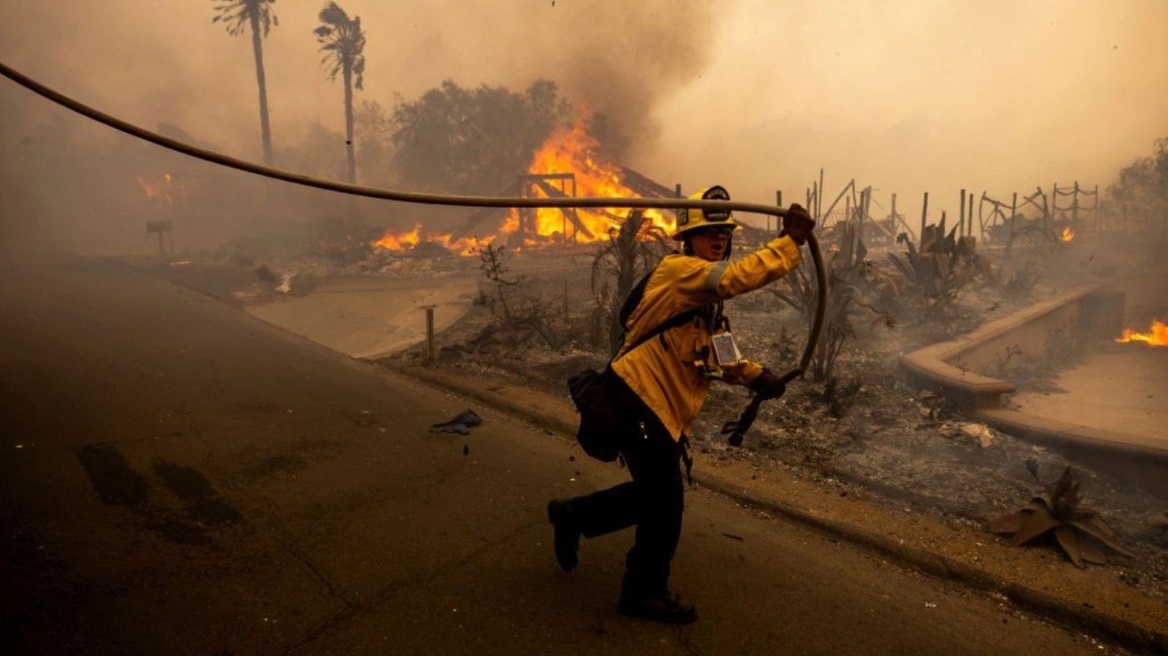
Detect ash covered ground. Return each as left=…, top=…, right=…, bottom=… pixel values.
left=171, top=222, right=1168, bottom=603
left=381, top=232, right=1168, bottom=601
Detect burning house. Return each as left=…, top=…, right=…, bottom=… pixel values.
left=371, top=115, right=680, bottom=257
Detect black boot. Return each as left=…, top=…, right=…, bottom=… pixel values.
left=547, top=500, right=581, bottom=572
left=619, top=591, right=697, bottom=624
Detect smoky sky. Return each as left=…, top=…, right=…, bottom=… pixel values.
left=651, top=0, right=1168, bottom=216
left=2, top=0, right=1167, bottom=224
left=0, top=1, right=714, bottom=160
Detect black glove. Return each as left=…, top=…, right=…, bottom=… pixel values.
left=749, top=368, right=787, bottom=400
left=780, top=203, right=815, bottom=245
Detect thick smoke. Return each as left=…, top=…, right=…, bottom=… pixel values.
left=0, top=0, right=720, bottom=249
left=2, top=1, right=1167, bottom=245
left=506, top=1, right=719, bottom=158
left=0, top=1, right=716, bottom=163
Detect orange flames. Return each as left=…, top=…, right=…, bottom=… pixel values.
left=1115, top=320, right=1168, bottom=347
left=372, top=226, right=496, bottom=257
left=509, top=114, right=675, bottom=245
left=372, top=111, right=674, bottom=256
left=372, top=225, right=421, bottom=251
left=1059, top=226, right=1075, bottom=242
left=137, top=173, right=183, bottom=209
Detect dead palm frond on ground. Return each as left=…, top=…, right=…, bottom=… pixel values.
left=989, top=467, right=1135, bottom=568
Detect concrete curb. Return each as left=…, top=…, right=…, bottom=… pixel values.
left=900, top=279, right=1168, bottom=462
left=375, top=358, right=1167, bottom=656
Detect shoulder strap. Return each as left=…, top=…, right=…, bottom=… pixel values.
left=618, top=307, right=702, bottom=360
left=610, top=259, right=705, bottom=363
left=618, top=269, right=654, bottom=329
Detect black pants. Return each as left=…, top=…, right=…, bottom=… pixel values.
left=564, top=377, right=684, bottom=599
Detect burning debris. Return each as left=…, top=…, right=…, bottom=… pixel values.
left=1115, top=319, right=1168, bottom=347
left=372, top=226, right=488, bottom=258
left=137, top=172, right=187, bottom=210
left=989, top=467, right=1134, bottom=568
left=370, top=113, right=676, bottom=257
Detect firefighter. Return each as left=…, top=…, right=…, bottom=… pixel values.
left=548, top=186, right=816, bottom=624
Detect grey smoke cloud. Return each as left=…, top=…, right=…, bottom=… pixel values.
left=2, top=0, right=1167, bottom=227
left=0, top=0, right=714, bottom=161
left=647, top=0, right=1168, bottom=216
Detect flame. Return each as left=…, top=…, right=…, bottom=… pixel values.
left=369, top=109, right=675, bottom=255
left=372, top=224, right=498, bottom=257
left=373, top=224, right=421, bottom=251
left=1060, top=226, right=1075, bottom=242
left=1115, top=320, right=1168, bottom=347
left=137, top=173, right=182, bottom=209
left=507, top=113, right=676, bottom=244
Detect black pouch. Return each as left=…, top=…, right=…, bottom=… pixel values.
left=567, top=367, right=624, bottom=462
left=566, top=273, right=703, bottom=463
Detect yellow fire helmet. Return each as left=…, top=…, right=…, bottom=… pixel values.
left=671, top=185, right=739, bottom=241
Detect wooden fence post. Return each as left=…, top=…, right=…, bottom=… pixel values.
left=818, top=168, right=825, bottom=222
left=1009, top=192, right=1018, bottom=248
left=857, top=187, right=867, bottom=247
left=423, top=306, right=436, bottom=363
left=891, top=193, right=898, bottom=238
left=775, top=190, right=783, bottom=236
left=968, top=193, right=975, bottom=237
left=1072, top=181, right=1080, bottom=228
left=959, top=188, right=966, bottom=238
left=920, top=192, right=929, bottom=248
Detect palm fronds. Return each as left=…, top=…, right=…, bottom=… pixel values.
left=211, top=0, right=278, bottom=37
left=314, top=1, right=366, bottom=89
left=989, top=467, right=1134, bottom=568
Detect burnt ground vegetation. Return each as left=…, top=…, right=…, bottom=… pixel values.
left=385, top=223, right=1168, bottom=603
left=160, top=208, right=1168, bottom=607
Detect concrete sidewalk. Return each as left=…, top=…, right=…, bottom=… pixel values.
left=1008, top=347, right=1168, bottom=445
left=1008, top=268, right=1167, bottom=450
left=246, top=273, right=479, bottom=360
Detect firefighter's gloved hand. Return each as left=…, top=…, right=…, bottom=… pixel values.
left=749, top=368, right=787, bottom=400
left=780, top=203, right=815, bottom=245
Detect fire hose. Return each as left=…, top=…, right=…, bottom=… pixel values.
left=0, top=60, right=827, bottom=447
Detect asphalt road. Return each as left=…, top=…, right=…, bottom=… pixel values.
left=0, top=249, right=1119, bottom=655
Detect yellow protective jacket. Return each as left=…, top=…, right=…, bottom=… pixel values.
left=611, top=236, right=803, bottom=441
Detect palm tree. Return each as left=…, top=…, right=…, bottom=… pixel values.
left=314, top=1, right=366, bottom=184
left=211, top=0, right=278, bottom=166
